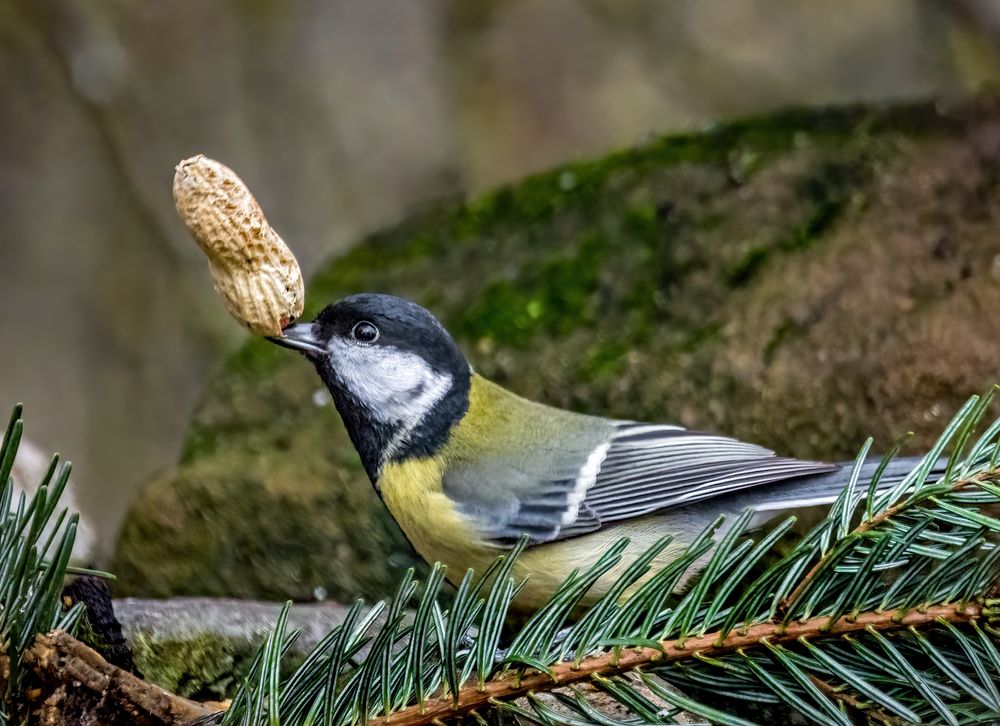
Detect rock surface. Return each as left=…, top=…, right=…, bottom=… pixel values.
left=115, top=597, right=362, bottom=701
left=114, top=98, right=1000, bottom=602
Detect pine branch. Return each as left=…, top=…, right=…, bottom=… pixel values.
left=367, top=604, right=983, bottom=725
left=0, top=404, right=91, bottom=723
left=0, top=404, right=124, bottom=723
left=781, top=467, right=1000, bottom=614
left=806, top=673, right=901, bottom=726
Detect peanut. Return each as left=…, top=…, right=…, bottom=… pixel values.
left=173, top=155, right=304, bottom=336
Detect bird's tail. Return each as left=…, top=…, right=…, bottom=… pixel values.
left=749, top=455, right=948, bottom=514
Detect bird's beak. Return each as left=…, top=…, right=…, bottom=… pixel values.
left=268, top=323, right=326, bottom=356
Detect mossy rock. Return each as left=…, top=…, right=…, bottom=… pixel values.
left=114, top=598, right=361, bottom=700
left=114, top=98, right=1000, bottom=601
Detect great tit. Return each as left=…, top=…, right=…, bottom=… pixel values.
left=272, top=293, right=930, bottom=608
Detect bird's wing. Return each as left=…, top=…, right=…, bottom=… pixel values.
left=441, top=421, right=612, bottom=545
left=563, top=422, right=839, bottom=537
left=442, top=418, right=839, bottom=547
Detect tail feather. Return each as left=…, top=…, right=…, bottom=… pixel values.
left=749, top=455, right=947, bottom=514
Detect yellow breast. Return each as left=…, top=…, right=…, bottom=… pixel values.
left=378, top=456, right=501, bottom=581
left=377, top=375, right=536, bottom=580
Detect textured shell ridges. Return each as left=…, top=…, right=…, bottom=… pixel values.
left=173, top=155, right=304, bottom=336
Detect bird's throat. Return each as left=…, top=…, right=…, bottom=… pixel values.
left=315, top=361, right=470, bottom=483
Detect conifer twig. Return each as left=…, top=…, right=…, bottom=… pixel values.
left=806, top=673, right=901, bottom=726
left=780, top=468, right=1000, bottom=614
left=368, top=604, right=981, bottom=725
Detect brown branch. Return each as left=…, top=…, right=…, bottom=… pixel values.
left=22, top=630, right=213, bottom=725
left=780, top=468, right=1000, bottom=613
left=368, top=604, right=980, bottom=725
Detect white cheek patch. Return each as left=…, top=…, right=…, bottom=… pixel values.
left=326, top=337, right=453, bottom=430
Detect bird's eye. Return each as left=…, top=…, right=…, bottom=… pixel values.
left=351, top=320, right=379, bottom=343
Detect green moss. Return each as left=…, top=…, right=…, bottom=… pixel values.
left=726, top=149, right=875, bottom=287
left=456, top=230, right=610, bottom=346
left=180, top=425, right=219, bottom=464
left=577, top=340, right=630, bottom=380
left=725, top=195, right=848, bottom=287
left=678, top=322, right=724, bottom=353
left=763, top=318, right=809, bottom=364
left=130, top=631, right=242, bottom=700
left=726, top=245, right=773, bottom=288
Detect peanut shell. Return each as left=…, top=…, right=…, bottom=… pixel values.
left=173, top=155, right=304, bottom=336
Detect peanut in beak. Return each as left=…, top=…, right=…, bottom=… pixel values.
left=173, top=155, right=304, bottom=337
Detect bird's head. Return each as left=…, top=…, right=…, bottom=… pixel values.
left=270, top=293, right=471, bottom=481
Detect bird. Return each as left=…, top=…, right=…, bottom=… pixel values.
left=271, top=293, right=933, bottom=608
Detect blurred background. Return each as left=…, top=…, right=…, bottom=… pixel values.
left=3, top=0, right=1000, bottom=562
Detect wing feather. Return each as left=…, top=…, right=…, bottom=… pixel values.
left=579, top=423, right=837, bottom=526
left=442, top=419, right=839, bottom=547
